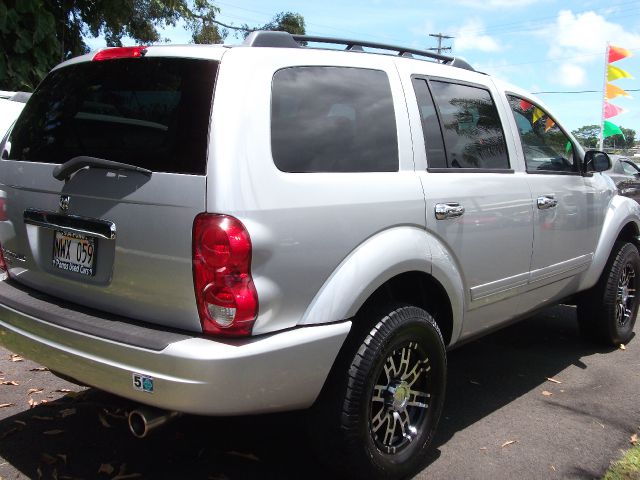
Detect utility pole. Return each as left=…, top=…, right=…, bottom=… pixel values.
left=428, top=33, right=454, bottom=55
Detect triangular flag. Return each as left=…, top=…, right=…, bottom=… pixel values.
left=604, top=101, right=626, bottom=119
left=532, top=107, right=544, bottom=124
left=603, top=120, right=625, bottom=139
left=520, top=99, right=533, bottom=111
left=544, top=118, right=555, bottom=132
left=609, top=45, right=633, bottom=64
left=606, top=82, right=631, bottom=100
left=608, top=64, right=633, bottom=81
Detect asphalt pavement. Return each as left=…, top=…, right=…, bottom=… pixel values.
left=0, top=305, right=638, bottom=479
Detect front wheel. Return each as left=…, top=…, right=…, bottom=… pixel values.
left=310, top=305, right=446, bottom=479
left=577, top=241, right=640, bottom=345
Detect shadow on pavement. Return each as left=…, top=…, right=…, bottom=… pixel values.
left=0, top=305, right=616, bottom=479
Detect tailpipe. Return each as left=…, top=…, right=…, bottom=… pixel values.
left=128, top=407, right=182, bottom=438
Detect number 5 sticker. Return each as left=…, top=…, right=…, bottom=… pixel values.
left=132, top=373, right=154, bottom=393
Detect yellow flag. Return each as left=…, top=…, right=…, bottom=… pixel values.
left=606, top=83, right=631, bottom=100
left=532, top=107, right=544, bottom=124
left=608, top=64, right=633, bottom=82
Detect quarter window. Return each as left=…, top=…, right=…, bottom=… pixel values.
left=427, top=80, right=509, bottom=169
left=507, top=95, right=576, bottom=173
left=271, top=67, right=398, bottom=173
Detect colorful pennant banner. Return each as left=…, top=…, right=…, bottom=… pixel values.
left=606, top=82, right=631, bottom=100
left=603, top=120, right=625, bottom=139
left=608, top=45, right=633, bottom=63
left=607, top=64, right=633, bottom=82
left=604, top=101, right=626, bottom=119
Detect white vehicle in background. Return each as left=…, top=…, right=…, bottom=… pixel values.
left=0, top=91, right=31, bottom=138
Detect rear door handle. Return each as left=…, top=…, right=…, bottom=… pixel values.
left=435, top=203, right=465, bottom=220
left=537, top=195, right=558, bottom=210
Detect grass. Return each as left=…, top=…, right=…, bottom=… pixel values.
left=604, top=444, right=640, bottom=480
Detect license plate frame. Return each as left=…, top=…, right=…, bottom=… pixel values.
left=52, top=230, right=97, bottom=277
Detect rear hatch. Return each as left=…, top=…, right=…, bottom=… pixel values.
left=0, top=51, right=218, bottom=332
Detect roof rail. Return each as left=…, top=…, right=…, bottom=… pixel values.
left=242, top=31, right=475, bottom=72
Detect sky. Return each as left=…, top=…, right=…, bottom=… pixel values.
left=86, top=0, right=640, bottom=136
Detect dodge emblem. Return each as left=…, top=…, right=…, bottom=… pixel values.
left=59, top=195, right=70, bottom=212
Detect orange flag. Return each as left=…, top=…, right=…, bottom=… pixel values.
left=544, top=118, right=555, bottom=132
left=606, top=83, right=631, bottom=100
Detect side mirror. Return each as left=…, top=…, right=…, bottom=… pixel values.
left=584, top=150, right=611, bottom=173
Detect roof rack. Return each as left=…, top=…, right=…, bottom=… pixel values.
left=242, top=31, right=475, bottom=72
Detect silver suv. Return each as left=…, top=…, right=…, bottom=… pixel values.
left=0, top=31, right=638, bottom=479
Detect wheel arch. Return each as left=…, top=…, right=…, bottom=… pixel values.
left=580, top=195, right=640, bottom=291
left=298, top=226, right=464, bottom=347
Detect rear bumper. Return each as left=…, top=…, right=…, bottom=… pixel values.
left=0, top=280, right=350, bottom=415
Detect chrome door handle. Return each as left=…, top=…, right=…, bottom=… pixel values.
left=435, top=203, right=465, bottom=220
left=537, top=195, right=558, bottom=210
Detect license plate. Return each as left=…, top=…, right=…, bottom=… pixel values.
left=52, top=231, right=96, bottom=276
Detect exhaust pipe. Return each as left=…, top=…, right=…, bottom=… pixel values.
left=128, top=407, right=182, bottom=438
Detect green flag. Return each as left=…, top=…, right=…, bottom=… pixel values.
left=603, top=120, right=625, bottom=139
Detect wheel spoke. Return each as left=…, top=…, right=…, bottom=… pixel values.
left=398, top=346, right=412, bottom=378
left=384, top=355, right=399, bottom=381
left=372, top=407, right=391, bottom=434
left=406, top=388, right=431, bottom=409
left=395, top=409, right=417, bottom=443
left=383, top=412, right=397, bottom=445
left=402, top=357, right=430, bottom=387
left=372, top=384, right=386, bottom=403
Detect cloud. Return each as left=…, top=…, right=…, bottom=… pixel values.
left=453, top=19, right=501, bottom=53
left=543, top=10, right=640, bottom=87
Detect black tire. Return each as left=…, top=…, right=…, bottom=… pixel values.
left=309, top=305, right=446, bottom=479
left=577, top=241, right=640, bottom=345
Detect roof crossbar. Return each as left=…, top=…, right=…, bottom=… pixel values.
left=241, top=31, right=475, bottom=72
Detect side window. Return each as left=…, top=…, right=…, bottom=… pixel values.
left=271, top=67, right=398, bottom=173
left=507, top=95, right=576, bottom=173
left=428, top=80, right=510, bottom=169
left=621, top=161, right=639, bottom=175
left=412, top=78, right=446, bottom=168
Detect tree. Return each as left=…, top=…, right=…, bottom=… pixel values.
left=571, top=124, right=636, bottom=150
left=571, top=124, right=599, bottom=149
left=0, top=0, right=305, bottom=91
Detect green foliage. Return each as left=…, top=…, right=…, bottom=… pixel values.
left=571, top=124, right=637, bottom=150
left=603, top=444, right=640, bottom=480
left=0, top=0, right=59, bottom=91
left=240, top=11, right=306, bottom=39
left=0, top=1, right=305, bottom=91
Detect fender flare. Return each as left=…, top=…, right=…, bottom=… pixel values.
left=579, top=195, right=640, bottom=291
left=298, top=226, right=465, bottom=345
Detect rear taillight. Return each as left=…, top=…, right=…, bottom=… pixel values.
left=93, top=46, right=147, bottom=61
left=192, top=214, right=258, bottom=337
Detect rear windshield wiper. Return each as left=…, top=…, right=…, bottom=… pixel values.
left=53, top=156, right=153, bottom=181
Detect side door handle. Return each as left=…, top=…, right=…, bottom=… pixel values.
left=537, top=195, right=558, bottom=210
left=435, top=202, right=465, bottom=220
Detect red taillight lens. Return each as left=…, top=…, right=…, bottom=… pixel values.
left=193, top=214, right=258, bottom=337
left=93, top=46, right=147, bottom=61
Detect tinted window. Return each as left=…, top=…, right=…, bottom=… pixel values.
left=430, top=81, right=509, bottom=169
left=271, top=67, right=398, bottom=172
left=412, top=78, right=446, bottom=168
left=5, top=58, right=217, bottom=175
left=507, top=95, right=576, bottom=173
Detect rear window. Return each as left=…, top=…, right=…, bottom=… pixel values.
left=4, top=58, right=217, bottom=175
left=271, top=66, right=398, bottom=173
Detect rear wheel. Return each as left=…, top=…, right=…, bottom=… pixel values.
left=577, top=241, right=640, bottom=345
left=310, top=305, right=446, bottom=479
